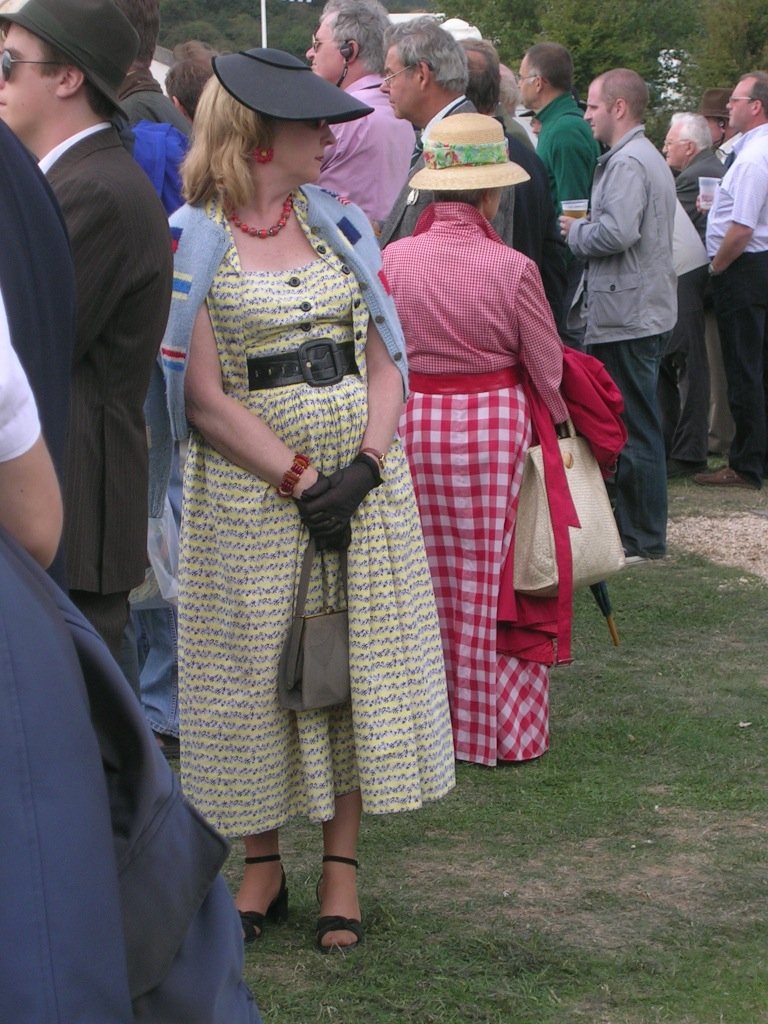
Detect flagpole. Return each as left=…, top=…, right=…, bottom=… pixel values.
left=260, top=0, right=268, bottom=46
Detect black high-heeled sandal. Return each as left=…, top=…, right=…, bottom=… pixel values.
left=239, top=853, right=288, bottom=944
left=315, top=854, right=363, bottom=953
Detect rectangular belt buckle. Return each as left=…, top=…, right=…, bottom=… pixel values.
left=298, top=340, right=344, bottom=386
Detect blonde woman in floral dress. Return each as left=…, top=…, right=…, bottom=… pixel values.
left=160, top=49, right=455, bottom=953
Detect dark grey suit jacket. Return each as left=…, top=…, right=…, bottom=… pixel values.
left=47, top=127, right=172, bottom=594
left=675, top=149, right=725, bottom=241
left=378, top=98, right=516, bottom=248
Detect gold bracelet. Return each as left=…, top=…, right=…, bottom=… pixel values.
left=359, top=446, right=385, bottom=470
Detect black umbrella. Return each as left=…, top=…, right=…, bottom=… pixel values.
left=590, top=581, right=619, bottom=646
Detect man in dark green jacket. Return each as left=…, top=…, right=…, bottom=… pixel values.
left=519, top=42, right=600, bottom=345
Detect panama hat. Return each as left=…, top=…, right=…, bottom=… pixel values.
left=212, top=48, right=373, bottom=125
left=698, top=88, right=730, bottom=120
left=0, top=0, right=138, bottom=115
left=409, top=113, right=530, bottom=191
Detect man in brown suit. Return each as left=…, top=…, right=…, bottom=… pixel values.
left=0, top=0, right=172, bottom=660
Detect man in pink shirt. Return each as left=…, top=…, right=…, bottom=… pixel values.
left=307, top=0, right=414, bottom=222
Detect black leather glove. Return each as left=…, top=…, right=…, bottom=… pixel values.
left=295, top=455, right=381, bottom=549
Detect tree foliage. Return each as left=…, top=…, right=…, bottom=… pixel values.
left=159, top=0, right=435, bottom=60
left=158, top=0, right=768, bottom=115
left=685, top=0, right=768, bottom=95
left=441, top=0, right=539, bottom=72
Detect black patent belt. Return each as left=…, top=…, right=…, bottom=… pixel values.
left=247, top=339, right=358, bottom=390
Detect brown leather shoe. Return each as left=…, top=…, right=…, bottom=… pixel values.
left=692, top=466, right=759, bottom=489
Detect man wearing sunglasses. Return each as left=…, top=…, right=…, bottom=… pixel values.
left=0, top=0, right=172, bottom=662
left=695, top=72, right=768, bottom=491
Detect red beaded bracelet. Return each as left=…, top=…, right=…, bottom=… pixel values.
left=277, top=453, right=310, bottom=497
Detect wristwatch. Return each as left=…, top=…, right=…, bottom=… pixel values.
left=708, top=262, right=719, bottom=276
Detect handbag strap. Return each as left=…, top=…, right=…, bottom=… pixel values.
left=293, top=538, right=348, bottom=616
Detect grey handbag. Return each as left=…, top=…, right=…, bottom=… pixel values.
left=277, top=539, right=350, bottom=711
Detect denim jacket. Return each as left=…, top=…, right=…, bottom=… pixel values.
left=146, top=185, right=408, bottom=517
left=567, top=126, right=677, bottom=344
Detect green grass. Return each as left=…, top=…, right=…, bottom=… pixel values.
left=226, top=495, right=768, bottom=1024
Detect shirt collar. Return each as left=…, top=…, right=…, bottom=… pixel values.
left=39, top=123, right=111, bottom=174
left=732, top=122, right=768, bottom=156
left=422, top=96, right=466, bottom=143
left=536, top=91, right=579, bottom=125
left=413, top=200, right=503, bottom=243
left=597, top=123, right=645, bottom=166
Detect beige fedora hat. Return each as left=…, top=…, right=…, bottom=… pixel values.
left=409, top=113, right=530, bottom=191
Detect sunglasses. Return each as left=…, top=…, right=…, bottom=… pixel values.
left=1, top=50, right=60, bottom=81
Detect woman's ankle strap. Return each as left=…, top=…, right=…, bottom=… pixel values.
left=322, top=855, right=359, bottom=868
left=244, top=853, right=281, bottom=864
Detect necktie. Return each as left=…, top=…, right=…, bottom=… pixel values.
left=409, top=135, right=423, bottom=170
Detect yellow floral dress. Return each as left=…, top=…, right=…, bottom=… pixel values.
left=177, top=195, right=455, bottom=837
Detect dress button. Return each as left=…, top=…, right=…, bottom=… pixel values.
left=316, top=245, right=327, bottom=254
left=288, top=276, right=301, bottom=287
left=394, top=352, right=402, bottom=361
left=301, top=323, right=311, bottom=332
left=353, top=298, right=361, bottom=308
left=341, top=264, right=351, bottom=275
left=356, top=331, right=363, bottom=340
left=609, top=284, right=616, bottom=291
left=374, top=315, right=385, bottom=324
left=300, top=301, right=312, bottom=312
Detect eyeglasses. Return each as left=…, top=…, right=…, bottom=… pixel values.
left=304, top=118, right=328, bottom=130
left=518, top=73, right=540, bottom=83
left=728, top=95, right=755, bottom=103
left=1, top=50, right=60, bottom=81
left=662, top=137, right=693, bottom=148
left=381, top=63, right=418, bottom=85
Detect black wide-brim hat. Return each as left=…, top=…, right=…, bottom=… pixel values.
left=212, top=48, right=373, bottom=124
left=1, top=0, right=139, bottom=116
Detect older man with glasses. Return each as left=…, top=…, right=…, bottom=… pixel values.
left=658, top=112, right=724, bottom=479
left=378, top=16, right=481, bottom=246
left=695, top=72, right=768, bottom=490
left=306, top=0, right=413, bottom=222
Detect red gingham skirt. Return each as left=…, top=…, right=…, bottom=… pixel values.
left=400, top=379, right=550, bottom=766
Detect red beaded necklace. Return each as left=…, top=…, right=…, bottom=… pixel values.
left=228, top=194, right=294, bottom=239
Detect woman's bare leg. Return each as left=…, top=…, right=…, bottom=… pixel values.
left=318, top=789, right=362, bottom=949
left=236, top=828, right=283, bottom=938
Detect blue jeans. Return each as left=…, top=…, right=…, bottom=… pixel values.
left=588, top=334, right=669, bottom=558
left=133, top=445, right=182, bottom=737
left=134, top=604, right=178, bottom=737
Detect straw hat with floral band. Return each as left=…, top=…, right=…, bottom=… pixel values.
left=409, top=112, right=530, bottom=192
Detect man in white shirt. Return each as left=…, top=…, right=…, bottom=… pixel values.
left=695, top=72, right=768, bottom=489
left=0, top=290, right=63, bottom=567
